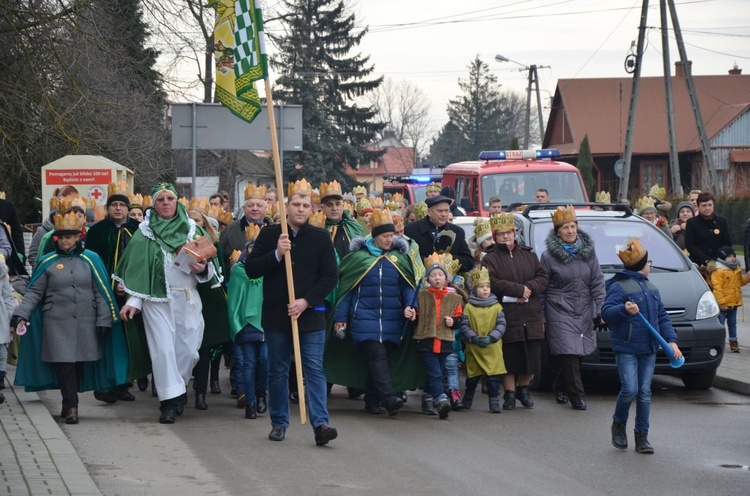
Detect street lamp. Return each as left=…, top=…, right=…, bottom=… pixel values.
left=495, top=54, right=548, bottom=148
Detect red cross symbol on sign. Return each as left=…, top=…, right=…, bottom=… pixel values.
left=88, top=186, right=105, bottom=203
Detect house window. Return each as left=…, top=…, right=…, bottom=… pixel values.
left=176, top=183, right=192, bottom=199
left=640, top=161, right=668, bottom=192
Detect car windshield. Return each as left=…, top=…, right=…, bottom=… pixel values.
left=528, top=217, right=689, bottom=271
left=411, top=185, right=427, bottom=204
left=481, top=171, right=586, bottom=208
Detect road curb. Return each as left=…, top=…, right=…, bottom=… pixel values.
left=713, top=375, right=750, bottom=397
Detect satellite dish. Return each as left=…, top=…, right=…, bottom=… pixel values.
left=614, top=159, right=625, bottom=178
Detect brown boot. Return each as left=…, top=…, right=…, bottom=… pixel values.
left=66, top=407, right=79, bottom=424
left=729, top=341, right=739, bottom=353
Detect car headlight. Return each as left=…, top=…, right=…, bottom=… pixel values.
left=696, top=290, right=719, bottom=320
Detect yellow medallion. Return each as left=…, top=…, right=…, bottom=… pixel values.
left=55, top=264, right=64, bottom=270
left=389, top=255, right=398, bottom=263
left=714, top=229, right=720, bottom=235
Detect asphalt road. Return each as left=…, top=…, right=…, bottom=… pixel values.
left=39, top=376, right=750, bottom=496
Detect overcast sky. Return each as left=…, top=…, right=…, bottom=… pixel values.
left=343, top=0, right=750, bottom=138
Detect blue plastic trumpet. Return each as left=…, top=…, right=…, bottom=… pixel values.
left=635, top=311, right=684, bottom=368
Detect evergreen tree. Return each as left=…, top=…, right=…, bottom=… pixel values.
left=509, top=136, right=520, bottom=150
left=270, top=0, right=384, bottom=186
left=577, top=134, right=595, bottom=198
left=425, top=122, right=471, bottom=166
left=446, top=56, right=511, bottom=157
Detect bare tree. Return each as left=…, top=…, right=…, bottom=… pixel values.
left=366, top=78, right=432, bottom=164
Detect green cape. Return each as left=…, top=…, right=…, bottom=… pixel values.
left=324, top=237, right=427, bottom=391
left=226, top=261, right=263, bottom=341
left=113, top=206, right=222, bottom=302
left=14, top=248, right=130, bottom=392
left=84, top=218, right=140, bottom=289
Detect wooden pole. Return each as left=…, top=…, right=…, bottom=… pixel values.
left=264, top=77, right=307, bottom=424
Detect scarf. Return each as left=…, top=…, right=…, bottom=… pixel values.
left=148, top=203, right=192, bottom=253
left=561, top=236, right=583, bottom=258
left=365, top=237, right=383, bottom=256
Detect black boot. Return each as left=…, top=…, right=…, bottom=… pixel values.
left=503, top=390, right=516, bottom=410
left=256, top=393, right=267, bottom=414
left=151, top=377, right=158, bottom=397
left=137, top=377, right=149, bottom=392
left=489, top=396, right=502, bottom=413
left=159, top=401, right=176, bottom=424
left=195, top=392, right=208, bottom=410
left=210, top=380, right=221, bottom=394
left=634, top=430, right=654, bottom=454
left=175, top=393, right=187, bottom=416
left=0, top=370, right=6, bottom=390
left=434, top=395, right=451, bottom=419
left=462, top=385, right=477, bottom=410
left=517, top=386, right=534, bottom=408
left=611, top=421, right=627, bottom=449
left=421, top=394, right=437, bottom=416
left=449, top=389, right=464, bottom=411
left=245, top=403, right=257, bottom=419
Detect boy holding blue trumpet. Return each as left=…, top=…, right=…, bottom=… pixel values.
left=602, top=238, right=683, bottom=454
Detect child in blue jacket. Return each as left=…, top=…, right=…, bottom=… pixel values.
left=602, top=238, right=683, bottom=454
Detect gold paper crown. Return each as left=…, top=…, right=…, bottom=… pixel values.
left=53, top=212, right=84, bottom=232
left=178, top=197, right=189, bottom=208
left=229, top=249, right=242, bottom=266
left=468, top=266, right=491, bottom=288
left=392, top=210, right=404, bottom=230
left=384, top=200, right=399, bottom=211
left=370, top=197, right=384, bottom=210
left=595, top=191, right=611, bottom=204
left=245, top=224, right=261, bottom=243
left=426, top=182, right=442, bottom=194
left=414, top=201, right=427, bottom=220
left=208, top=205, right=233, bottom=225
left=244, top=184, right=267, bottom=201
left=474, top=219, right=492, bottom=243
left=636, top=196, right=656, bottom=213
left=343, top=200, right=355, bottom=215
left=188, top=197, right=210, bottom=214
left=94, top=205, right=107, bottom=221
left=424, top=252, right=459, bottom=278
left=311, top=189, right=321, bottom=205
left=370, top=208, right=394, bottom=230
left=551, top=205, right=576, bottom=229
left=50, top=197, right=60, bottom=211
left=308, top=211, right=326, bottom=229
left=490, top=212, right=515, bottom=231
left=390, top=192, right=405, bottom=204
left=352, top=185, right=367, bottom=196
left=0, top=191, right=5, bottom=200
left=141, top=195, right=153, bottom=209
left=267, top=201, right=280, bottom=219
left=129, top=193, right=144, bottom=209
left=60, top=197, right=86, bottom=214
left=616, top=237, right=647, bottom=267
left=84, top=197, right=97, bottom=210
left=320, top=181, right=343, bottom=200
left=288, top=179, right=313, bottom=198
left=356, top=198, right=372, bottom=215
left=108, top=181, right=129, bottom=197
left=648, top=183, right=666, bottom=201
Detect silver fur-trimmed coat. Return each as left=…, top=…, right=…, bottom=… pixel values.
left=540, top=228, right=605, bottom=356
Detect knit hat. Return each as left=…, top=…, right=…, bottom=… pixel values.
left=717, top=245, right=735, bottom=261
left=675, top=200, right=695, bottom=216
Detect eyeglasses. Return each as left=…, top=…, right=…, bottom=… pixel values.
left=647, top=260, right=653, bottom=266
left=496, top=230, right=515, bottom=237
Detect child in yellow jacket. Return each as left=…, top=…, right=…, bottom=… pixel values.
left=711, top=246, right=749, bottom=353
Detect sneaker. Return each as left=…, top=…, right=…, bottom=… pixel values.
left=435, top=396, right=451, bottom=419
left=729, top=341, right=739, bottom=353
left=314, top=424, right=338, bottom=446
left=268, top=426, right=286, bottom=442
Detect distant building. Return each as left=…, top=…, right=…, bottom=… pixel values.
left=544, top=64, right=750, bottom=197
left=348, top=132, right=416, bottom=192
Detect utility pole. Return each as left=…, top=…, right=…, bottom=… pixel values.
left=619, top=0, right=716, bottom=200
left=617, top=0, right=649, bottom=201
left=495, top=55, right=549, bottom=148
left=660, top=0, right=682, bottom=197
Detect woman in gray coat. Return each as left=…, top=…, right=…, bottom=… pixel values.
left=12, top=212, right=113, bottom=424
left=540, top=207, right=605, bottom=411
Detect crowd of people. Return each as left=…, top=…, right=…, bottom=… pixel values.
left=0, top=179, right=741, bottom=452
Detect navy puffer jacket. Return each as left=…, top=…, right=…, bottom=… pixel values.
left=334, top=236, right=416, bottom=348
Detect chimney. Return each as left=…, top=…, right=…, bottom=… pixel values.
left=675, top=61, right=692, bottom=78
left=729, top=63, right=742, bottom=75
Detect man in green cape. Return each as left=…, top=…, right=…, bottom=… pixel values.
left=114, top=183, right=223, bottom=424
left=85, top=186, right=146, bottom=402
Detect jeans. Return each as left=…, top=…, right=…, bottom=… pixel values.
left=266, top=330, right=329, bottom=430
left=613, top=353, right=656, bottom=431
left=421, top=352, right=448, bottom=399
left=443, top=352, right=461, bottom=391
left=719, top=307, right=738, bottom=341
left=234, top=341, right=268, bottom=404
